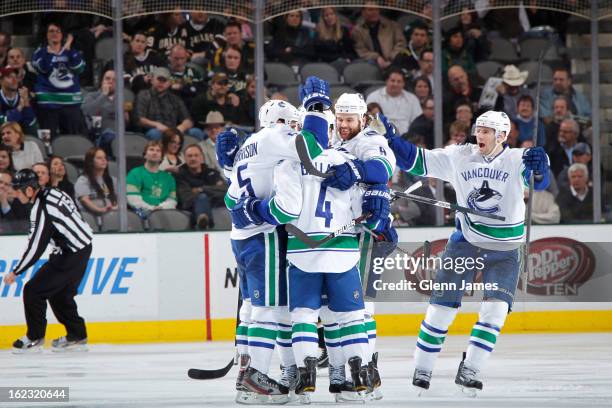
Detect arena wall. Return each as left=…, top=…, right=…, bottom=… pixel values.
left=1, top=225, right=611, bottom=348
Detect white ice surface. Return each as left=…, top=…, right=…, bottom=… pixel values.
left=1, top=333, right=611, bottom=407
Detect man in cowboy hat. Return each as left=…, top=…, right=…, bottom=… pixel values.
left=198, top=110, right=226, bottom=174
left=494, top=64, right=533, bottom=118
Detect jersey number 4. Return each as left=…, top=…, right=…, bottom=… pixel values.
left=315, top=186, right=333, bottom=227
left=237, top=164, right=255, bottom=197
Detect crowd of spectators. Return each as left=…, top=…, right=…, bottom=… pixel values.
left=0, top=1, right=607, bottom=232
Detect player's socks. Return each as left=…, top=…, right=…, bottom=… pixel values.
left=236, top=323, right=250, bottom=356
left=413, top=304, right=458, bottom=374
left=464, top=301, right=507, bottom=372
left=365, top=316, right=377, bottom=361
left=247, top=321, right=278, bottom=374
left=322, top=322, right=346, bottom=368
left=291, top=323, right=319, bottom=367
left=236, top=300, right=252, bottom=356
left=465, top=321, right=501, bottom=369
left=338, top=320, right=369, bottom=364
left=276, top=323, right=295, bottom=366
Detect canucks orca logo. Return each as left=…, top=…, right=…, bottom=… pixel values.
left=49, top=63, right=74, bottom=89
left=467, top=180, right=502, bottom=214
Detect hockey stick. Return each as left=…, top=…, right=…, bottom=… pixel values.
left=295, top=133, right=332, bottom=178
left=285, top=214, right=368, bottom=249
left=188, top=359, right=234, bottom=380
left=391, top=180, right=422, bottom=202
left=391, top=190, right=506, bottom=221
left=521, top=47, right=550, bottom=294
left=286, top=182, right=423, bottom=249
left=187, top=289, right=243, bottom=380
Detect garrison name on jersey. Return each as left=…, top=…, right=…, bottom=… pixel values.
left=225, top=123, right=324, bottom=240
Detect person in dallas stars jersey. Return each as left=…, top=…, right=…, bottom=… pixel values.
left=382, top=110, right=550, bottom=394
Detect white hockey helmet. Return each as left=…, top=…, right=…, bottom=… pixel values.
left=334, top=93, right=367, bottom=116
left=258, top=99, right=299, bottom=129
left=323, top=109, right=337, bottom=145
left=475, top=110, right=511, bottom=142
left=296, top=105, right=307, bottom=129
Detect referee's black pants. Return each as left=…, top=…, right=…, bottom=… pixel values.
left=23, top=244, right=92, bottom=341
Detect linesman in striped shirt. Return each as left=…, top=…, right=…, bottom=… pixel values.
left=3, top=168, right=94, bottom=353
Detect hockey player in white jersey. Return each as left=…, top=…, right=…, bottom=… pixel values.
left=230, top=137, right=395, bottom=401
left=319, top=93, right=397, bottom=399
left=383, top=110, right=551, bottom=394
left=223, top=77, right=334, bottom=404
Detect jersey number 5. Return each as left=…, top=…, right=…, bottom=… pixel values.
left=236, top=164, right=255, bottom=197
left=315, top=185, right=333, bottom=227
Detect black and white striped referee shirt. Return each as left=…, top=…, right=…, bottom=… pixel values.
left=13, top=187, right=93, bottom=275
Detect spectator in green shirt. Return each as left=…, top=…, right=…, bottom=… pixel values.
left=126, top=140, right=177, bottom=215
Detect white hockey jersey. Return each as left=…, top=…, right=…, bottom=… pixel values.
left=268, top=149, right=363, bottom=273
left=407, top=144, right=529, bottom=248
left=333, top=127, right=396, bottom=180
left=225, top=123, right=322, bottom=240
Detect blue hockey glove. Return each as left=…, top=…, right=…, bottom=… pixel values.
left=299, top=76, right=331, bottom=111
left=377, top=113, right=398, bottom=140
left=321, top=159, right=366, bottom=191
left=362, top=184, right=392, bottom=232
left=522, top=147, right=549, bottom=175
left=231, top=196, right=264, bottom=229
left=216, top=128, right=239, bottom=169
left=378, top=219, right=398, bottom=244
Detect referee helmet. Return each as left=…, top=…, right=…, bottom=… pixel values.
left=12, top=169, right=40, bottom=191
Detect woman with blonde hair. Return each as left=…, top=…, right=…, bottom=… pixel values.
left=0, top=122, right=44, bottom=171
left=314, top=7, right=356, bottom=71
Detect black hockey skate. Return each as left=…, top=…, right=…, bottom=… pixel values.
left=239, top=366, right=289, bottom=405
left=329, top=364, right=364, bottom=403
left=295, top=357, right=318, bottom=395
left=279, top=364, right=298, bottom=390
left=455, top=352, right=483, bottom=397
left=367, top=352, right=383, bottom=400
left=348, top=356, right=370, bottom=393
left=12, top=336, right=44, bottom=354
left=316, top=326, right=329, bottom=369
left=236, top=354, right=250, bottom=391
left=317, top=346, right=329, bottom=368
left=412, top=367, right=432, bottom=395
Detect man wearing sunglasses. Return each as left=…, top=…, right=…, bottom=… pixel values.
left=135, top=66, right=204, bottom=141
left=3, top=168, right=93, bottom=353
